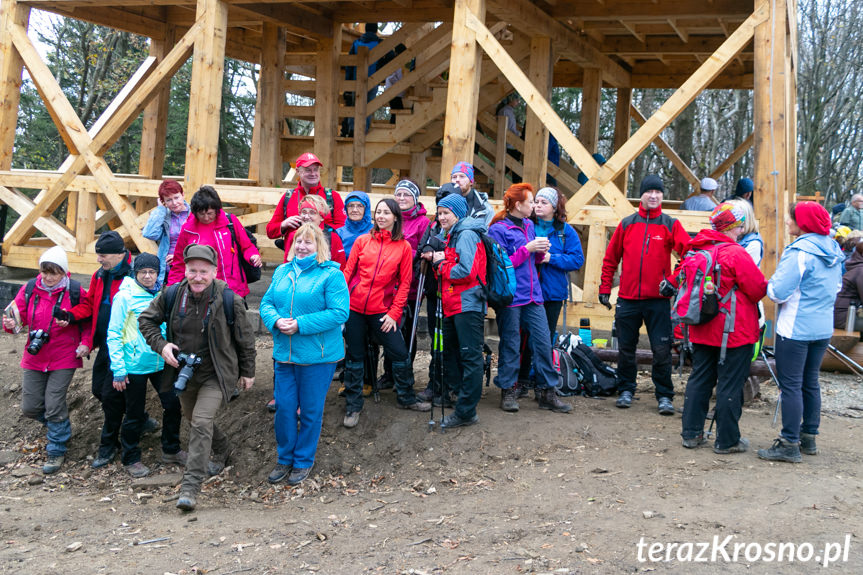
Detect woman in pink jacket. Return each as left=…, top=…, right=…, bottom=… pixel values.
left=167, top=186, right=262, bottom=298
left=2, top=247, right=91, bottom=475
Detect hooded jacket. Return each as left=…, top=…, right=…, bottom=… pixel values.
left=679, top=230, right=767, bottom=348
left=534, top=219, right=584, bottom=302
left=138, top=279, right=257, bottom=403
left=435, top=217, right=487, bottom=316
left=69, top=251, right=132, bottom=346
left=343, top=230, right=413, bottom=323
left=260, top=258, right=350, bottom=365
left=337, top=191, right=373, bottom=257
left=402, top=202, right=431, bottom=300
left=142, top=202, right=191, bottom=278
left=266, top=183, right=346, bottom=244
left=834, top=250, right=863, bottom=328
left=488, top=216, right=544, bottom=306
left=106, top=276, right=165, bottom=378
left=167, top=210, right=260, bottom=298
left=6, top=277, right=90, bottom=371
left=768, top=233, right=844, bottom=340
left=600, top=204, right=690, bottom=300
left=464, top=189, right=494, bottom=229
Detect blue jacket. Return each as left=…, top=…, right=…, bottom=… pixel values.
left=534, top=219, right=584, bottom=301
left=260, top=258, right=350, bottom=364
left=142, top=202, right=191, bottom=278
left=768, top=233, right=844, bottom=341
left=337, top=191, right=373, bottom=257
left=107, top=276, right=165, bottom=378
left=488, top=216, right=544, bottom=306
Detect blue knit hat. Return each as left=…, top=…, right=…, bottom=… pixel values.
left=438, top=193, right=468, bottom=220
left=733, top=177, right=754, bottom=198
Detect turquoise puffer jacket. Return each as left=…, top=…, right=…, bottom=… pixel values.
left=107, top=276, right=166, bottom=378
left=260, top=257, right=350, bottom=364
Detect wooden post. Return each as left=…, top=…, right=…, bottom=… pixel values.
left=184, top=0, right=228, bottom=194
left=0, top=0, right=28, bottom=171
left=612, top=88, right=632, bottom=194
left=495, top=114, right=507, bottom=194
left=352, top=45, right=371, bottom=192
left=409, top=148, right=429, bottom=194
left=253, top=23, right=285, bottom=188
left=580, top=68, right=602, bottom=153
left=440, top=0, right=487, bottom=183
left=315, top=22, right=341, bottom=188
left=522, top=36, right=551, bottom=188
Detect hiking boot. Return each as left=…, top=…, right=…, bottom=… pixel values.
left=267, top=463, right=291, bottom=484
left=800, top=433, right=818, bottom=455
left=124, top=461, right=151, bottom=478
left=399, top=400, right=432, bottom=412
left=515, top=381, right=531, bottom=399
left=416, top=388, right=434, bottom=403
left=338, top=385, right=346, bottom=397
left=682, top=434, right=708, bottom=449
left=441, top=413, right=479, bottom=429
left=343, top=412, right=360, bottom=428
left=207, top=445, right=231, bottom=477
left=42, top=455, right=64, bottom=475
left=362, top=384, right=372, bottom=397
left=141, top=417, right=160, bottom=436
left=537, top=387, right=572, bottom=413
left=287, top=465, right=312, bottom=486
left=615, top=391, right=633, bottom=409
left=376, top=373, right=394, bottom=390
left=713, top=437, right=750, bottom=454
left=92, top=448, right=116, bottom=469
left=500, top=388, right=519, bottom=412
left=658, top=397, right=675, bottom=415
left=161, top=450, right=187, bottom=466
left=176, top=492, right=197, bottom=511
left=432, top=394, right=453, bottom=408
left=266, top=399, right=276, bottom=413
left=757, top=438, right=802, bottom=463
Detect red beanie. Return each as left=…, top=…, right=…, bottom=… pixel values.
left=794, top=201, right=831, bottom=235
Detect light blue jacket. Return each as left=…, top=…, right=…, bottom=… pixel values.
left=768, top=233, right=843, bottom=340
left=142, top=202, right=191, bottom=277
left=260, top=258, right=350, bottom=364
left=107, top=276, right=165, bottom=378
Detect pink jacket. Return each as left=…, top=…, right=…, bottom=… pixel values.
left=401, top=203, right=431, bottom=300
left=5, top=277, right=90, bottom=371
left=167, top=210, right=259, bottom=297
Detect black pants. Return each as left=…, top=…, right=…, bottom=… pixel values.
left=381, top=301, right=419, bottom=381
left=425, top=281, right=444, bottom=395
left=91, top=345, right=112, bottom=401
left=443, top=312, right=485, bottom=419
left=615, top=298, right=674, bottom=399
left=98, top=371, right=182, bottom=465
left=518, top=300, right=564, bottom=382
left=681, top=344, right=753, bottom=450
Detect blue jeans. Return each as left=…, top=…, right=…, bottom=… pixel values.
left=774, top=335, right=828, bottom=443
left=495, top=303, right=557, bottom=390
left=274, top=361, right=337, bottom=469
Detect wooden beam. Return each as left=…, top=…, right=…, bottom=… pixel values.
left=439, top=0, right=486, bottom=183
left=612, top=87, right=632, bottom=193
left=314, top=22, right=341, bottom=187
left=522, top=36, right=552, bottom=188
left=630, top=104, right=700, bottom=190
left=138, top=26, right=175, bottom=181
left=579, top=67, right=602, bottom=152
left=0, top=186, right=75, bottom=250
left=709, top=132, right=754, bottom=181
left=565, top=4, right=767, bottom=217
left=0, top=0, right=28, bottom=171
left=352, top=45, right=371, bottom=191
left=409, top=148, right=429, bottom=194
left=495, top=114, right=507, bottom=193
left=253, top=22, right=284, bottom=187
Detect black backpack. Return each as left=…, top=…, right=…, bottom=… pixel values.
left=25, top=278, right=81, bottom=313
left=555, top=334, right=617, bottom=397
left=225, top=213, right=261, bottom=284
left=163, top=282, right=236, bottom=339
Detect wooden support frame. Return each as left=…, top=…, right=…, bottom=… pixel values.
left=0, top=0, right=28, bottom=171
left=612, top=88, right=632, bottom=193
left=630, top=105, right=700, bottom=190
left=252, top=22, right=285, bottom=188
left=579, top=68, right=602, bottom=152
left=522, top=36, right=551, bottom=187
left=314, top=22, right=341, bottom=187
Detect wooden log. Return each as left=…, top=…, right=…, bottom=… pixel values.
left=593, top=348, right=777, bottom=379
left=522, top=35, right=551, bottom=188
left=494, top=114, right=507, bottom=193
left=0, top=0, right=28, bottom=171
left=630, top=104, right=700, bottom=190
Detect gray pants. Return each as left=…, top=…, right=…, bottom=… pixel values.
left=22, top=368, right=75, bottom=422
left=178, top=376, right=229, bottom=494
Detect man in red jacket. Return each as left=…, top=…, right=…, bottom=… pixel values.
left=599, top=175, right=690, bottom=414
left=266, top=153, right=345, bottom=254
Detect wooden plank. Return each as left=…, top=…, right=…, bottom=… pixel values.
left=522, top=36, right=551, bottom=188
left=709, top=132, right=754, bottom=180
left=0, top=0, right=28, bottom=171
left=579, top=68, right=602, bottom=152
left=612, top=87, right=632, bottom=193
left=352, top=45, right=371, bottom=191
left=409, top=149, right=429, bottom=194
left=581, top=221, right=607, bottom=308
left=184, top=0, right=228, bottom=194
left=255, top=22, right=284, bottom=187
left=565, top=4, right=767, bottom=218
left=494, top=114, right=507, bottom=192
left=630, top=104, right=700, bottom=190
left=139, top=28, right=175, bottom=182
left=0, top=186, right=75, bottom=250
left=439, top=0, right=486, bottom=184
left=314, top=22, right=341, bottom=187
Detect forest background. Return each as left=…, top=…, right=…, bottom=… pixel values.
left=10, top=0, right=861, bottom=208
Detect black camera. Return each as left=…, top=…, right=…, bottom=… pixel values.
left=27, top=329, right=49, bottom=355
left=173, top=352, right=202, bottom=393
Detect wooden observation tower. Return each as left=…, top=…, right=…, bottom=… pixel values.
left=0, top=0, right=796, bottom=329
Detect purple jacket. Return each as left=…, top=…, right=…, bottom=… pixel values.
left=402, top=203, right=431, bottom=301
left=488, top=216, right=544, bottom=306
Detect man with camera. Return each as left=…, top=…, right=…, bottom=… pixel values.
left=139, top=244, right=256, bottom=511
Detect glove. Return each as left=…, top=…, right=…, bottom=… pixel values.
left=53, top=308, right=73, bottom=322
left=598, top=294, right=612, bottom=310
left=658, top=279, right=677, bottom=298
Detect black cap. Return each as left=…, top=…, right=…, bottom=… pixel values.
left=95, top=231, right=125, bottom=254
left=639, top=175, right=665, bottom=195
left=133, top=253, right=161, bottom=273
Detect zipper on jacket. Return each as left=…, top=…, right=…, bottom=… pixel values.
left=362, top=235, right=385, bottom=314
left=637, top=210, right=652, bottom=299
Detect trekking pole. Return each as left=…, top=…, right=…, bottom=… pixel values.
left=760, top=348, right=781, bottom=427
left=826, top=344, right=863, bottom=377
left=437, top=297, right=446, bottom=433
left=408, top=262, right=427, bottom=357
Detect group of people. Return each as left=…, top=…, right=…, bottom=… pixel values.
left=3, top=152, right=839, bottom=514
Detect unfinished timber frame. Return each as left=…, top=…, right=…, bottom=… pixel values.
left=0, top=0, right=796, bottom=330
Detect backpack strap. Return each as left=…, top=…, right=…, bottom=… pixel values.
left=283, top=188, right=335, bottom=219
left=718, top=287, right=738, bottom=365
left=24, top=278, right=37, bottom=313
left=165, top=282, right=235, bottom=342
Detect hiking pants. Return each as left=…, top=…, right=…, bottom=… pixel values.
left=495, top=302, right=557, bottom=390
left=22, top=368, right=75, bottom=456
left=614, top=298, right=674, bottom=399
left=443, top=311, right=485, bottom=419
left=178, top=376, right=229, bottom=494
left=774, top=335, right=829, bottom=443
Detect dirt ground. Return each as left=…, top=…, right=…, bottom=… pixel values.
left=1, top=332, right=863, bottom=575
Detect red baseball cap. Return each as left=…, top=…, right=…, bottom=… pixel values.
left=295, top=152, right=323, bottom=168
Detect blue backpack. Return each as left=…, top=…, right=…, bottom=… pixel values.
left=478, top=233, right=516, bottom=311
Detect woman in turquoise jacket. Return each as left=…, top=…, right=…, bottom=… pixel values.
left=260, top=223, right=350, bottom=486
left=105, top=253, right=184, bottom=478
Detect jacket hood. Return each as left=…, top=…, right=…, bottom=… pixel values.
left=688, top=229, right=737, bottom=249
left=342, top=191, right=373, bottom=230
left=789, top=233, right=844, bottom=268
left=451, top=216, right=486, bottom=236
left=845, top=249, right=863, bottom=271
left=117, top=275, right=157, bottom=299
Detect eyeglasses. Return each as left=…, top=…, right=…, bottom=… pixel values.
left=137, top=270, right=158, bottom=276
left=394, top=192, right=413, bottom=199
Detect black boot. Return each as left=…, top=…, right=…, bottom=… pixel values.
left=343, top=360, right=365, bottom=416
left=757, top=438, right=802, bottom=463
left=392, top=360, right=428, bottom=409
left=500, top=387, right=519, bottom=412
left=800, top=433, right=818, bottom=455
left=537, top=387, right=572, bottom=413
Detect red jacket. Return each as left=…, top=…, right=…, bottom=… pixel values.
left=600, top=204, right=690, bottom=300
left=6, top=277, right=91, bottom=370
left=69, top=252, right=131, bottom=346
left=675, top=230, right=767, bottom=348
left=266, top=183, right=346, bottom=243
left=343, top=230, right=412, bottom=323
left=436, top=220, right=487, bottom=317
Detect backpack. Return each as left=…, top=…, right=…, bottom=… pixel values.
left=282, top=188, right=335, bottom=219
left=478, top=233, right=517, bottom=311
left=226, top=214, right=261, bottom=284
left=163, top=282, right=236, bottom=341
left=25, top=278, right=81, bottom=311
left=554, top=333, right=617, bottom=397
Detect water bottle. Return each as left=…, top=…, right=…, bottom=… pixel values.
left=611, top=320, right=618, bottom=350
left=703, top=275, right=715, bottom=295
left=579, top=318, right=592, bottom=347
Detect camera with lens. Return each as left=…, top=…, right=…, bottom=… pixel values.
left=173, top=352, right=202, bottom=393
left=27, top=329, right=49, bottom=355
